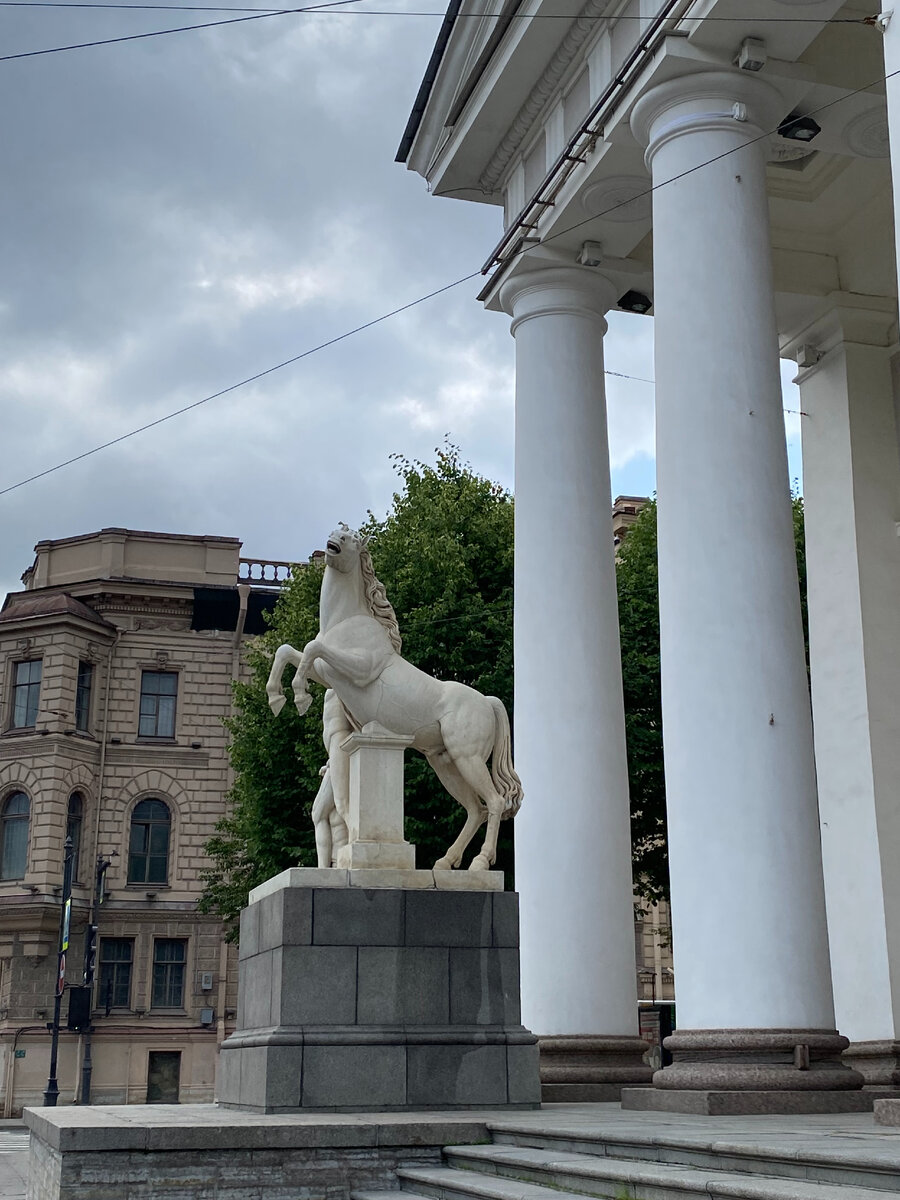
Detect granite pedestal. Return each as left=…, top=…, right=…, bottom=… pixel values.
left=217, top=868, right=541, bottom=1112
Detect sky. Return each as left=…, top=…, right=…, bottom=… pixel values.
left=0, top=1, right=802, bottom=601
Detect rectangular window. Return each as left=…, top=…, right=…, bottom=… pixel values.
left=138, top=671, right=177, bottom=739
left=11, top=660, right=42, bottom=728
left=151, top=939, right=186, bottom=1008
left=98, top=938, right=133, bottom=1009
left=75, top=662, right=93, bottom=732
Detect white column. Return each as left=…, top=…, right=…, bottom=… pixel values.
left=631, top=73, right=835, bottom=1036
left=498, top=265, right=639, bottom=1039
left=789, top=299, right=900, bottom=1060
left=884, top=7, right=900, bottom=279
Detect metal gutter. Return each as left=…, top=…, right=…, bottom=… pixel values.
left=396, top=0, right=464, bottom=163
left=478, top=0, right=694, bottom=296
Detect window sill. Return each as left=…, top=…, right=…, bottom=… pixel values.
left=1, top=727, right=37, bottom=737
left=135, top=737, right=178, bottom=745
left=124, top=883, right=171, bottom=891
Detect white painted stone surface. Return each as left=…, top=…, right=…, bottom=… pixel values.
left=791, top=302, right=900, bottom=1042
left=498, top=264, right=639, bottom=1038
left=337, top=726, right=416, bottom=870
left=631, top=72, right=835, bottom=1031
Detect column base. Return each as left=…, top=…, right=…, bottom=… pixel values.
left=620, top=1028, right=867, bottom=1114
left=843, top=1040, right=900, bottom=1091
left=538, top=1035, right=652, bottom=1102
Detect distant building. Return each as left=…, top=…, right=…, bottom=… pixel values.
left=0, top=528, right=286, bottom=1113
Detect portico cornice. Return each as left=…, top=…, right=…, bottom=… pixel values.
left=782, top=292, right=900, bottom=381
left=478, top=0, right=617, bottom=193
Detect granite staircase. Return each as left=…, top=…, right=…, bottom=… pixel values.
left=352, top=1115, right=900, bottom=1200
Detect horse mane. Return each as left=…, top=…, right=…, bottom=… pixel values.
left=359, top=547, right=402, bottom=653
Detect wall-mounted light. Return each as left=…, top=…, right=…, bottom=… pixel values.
left=618, top=290, right=652, bottom=315
left=778, top=114, right=821, bottom=143
left=736, top=38, right=766, bottom=72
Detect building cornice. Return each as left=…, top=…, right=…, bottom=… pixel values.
left=479, top=0, right=616, bottom=192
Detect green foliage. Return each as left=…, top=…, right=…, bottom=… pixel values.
left=200, top=442, right=515, bottom=934
left=616, top=500, right=666, bottom=905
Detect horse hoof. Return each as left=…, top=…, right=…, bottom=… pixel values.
left=433, top=858, right=453, bottom=872
left=294, top=693, right=313, bottom=716
left=469, top=855, right=491, bottom=872
left=268, top=694, right=286, bottom=716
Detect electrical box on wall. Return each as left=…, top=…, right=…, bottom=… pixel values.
left=199, top=1008, right=214, bottom=1026
left=200, top=972, right=214, bottom=991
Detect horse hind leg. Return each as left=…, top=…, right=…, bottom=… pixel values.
left=450, top=755, right=507, bottom=871
left=425, top=750, right=487, bottom=871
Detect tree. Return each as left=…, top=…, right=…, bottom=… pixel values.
left=616, top=500, right=666, bottom=905
left=200, top=443, right=515, bottom=933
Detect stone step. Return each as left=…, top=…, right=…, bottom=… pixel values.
left=393, top=1158, right=892, bottom=1200
left=486, top=1121, right=900, bottom=1194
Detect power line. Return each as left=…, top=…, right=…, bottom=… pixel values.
left=0, top=64, right=893, bottom=499
left=0, top=2, right=875, bottom=15
left=0, top=6, right=876, bottom=63
left=0, top=0, right=364, bottom=62
left=0, top=272, right=479, bottom=499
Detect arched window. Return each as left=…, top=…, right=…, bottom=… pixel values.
left=128, top=799, right=171, bottom=885
left=66, top=793, right=84, bottom=881
left=1, top=792, right=30, bottom=880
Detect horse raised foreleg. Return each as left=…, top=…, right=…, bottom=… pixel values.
left=300, top=639, right=389, bottom=690
left=425, top=750, right=487, bottom=870
left=266, top=644, right=303, bottom=715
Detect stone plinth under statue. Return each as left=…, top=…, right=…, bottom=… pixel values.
left=217, top=868, right=540, bottom=1112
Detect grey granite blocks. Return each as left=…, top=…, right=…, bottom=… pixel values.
left=219, top=882, right=540, bottom=1112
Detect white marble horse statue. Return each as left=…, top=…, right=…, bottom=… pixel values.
left=265, top=524, right=522, bottom=871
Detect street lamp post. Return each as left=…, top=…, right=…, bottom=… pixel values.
left=43, top=835, right=74, bottom=1107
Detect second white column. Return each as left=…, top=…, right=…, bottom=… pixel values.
left=498, top=264, right=650, bottom=1100
left=629, top=71, right=861, bottom=1111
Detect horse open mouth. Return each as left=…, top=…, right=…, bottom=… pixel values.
left=326, top=540, right=341, bottom=554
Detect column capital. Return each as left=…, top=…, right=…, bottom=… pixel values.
left=631, top=69, right=786, bottom=167
left=498, top=265, right=618, bottom=335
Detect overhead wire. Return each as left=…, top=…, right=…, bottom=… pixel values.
left=0, top=34, right=891, bottom=497
left=0, top=4, right=879, bottom=62
left=0, top=2, right=877, bottom=15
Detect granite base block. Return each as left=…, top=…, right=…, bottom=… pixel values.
left=620, top=1086, right=876, bottom=1115
left=220, top=880, right=540, bottom=1112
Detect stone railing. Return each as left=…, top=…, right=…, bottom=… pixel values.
left=238, top=558, right=293, bottom=585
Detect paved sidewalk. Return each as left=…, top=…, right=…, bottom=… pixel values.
left=0, top=1151, right=28, bottom=1199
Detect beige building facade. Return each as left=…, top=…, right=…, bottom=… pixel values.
left=0, top=528, right=283, bottom=1114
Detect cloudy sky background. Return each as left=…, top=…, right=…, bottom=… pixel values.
left=0, top=1, right=802, bottom=600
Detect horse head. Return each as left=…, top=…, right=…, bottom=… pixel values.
left=325, top=524, right=364, bottom=574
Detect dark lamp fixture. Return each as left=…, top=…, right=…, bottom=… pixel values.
left=778, top=114, right=821, bottom=143
left=618, top=290, right=652, bottom=315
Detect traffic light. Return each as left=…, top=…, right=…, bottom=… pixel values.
left=83, top=924, right=99, bottom=986
left=67, top=986, right=91, bottom=1032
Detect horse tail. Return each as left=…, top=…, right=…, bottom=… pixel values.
left=265, top=642, right=300, bottom=715
left=488, top=696, right=523, bottom=818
